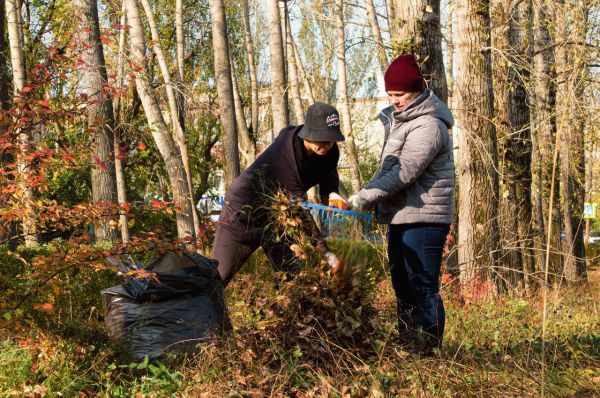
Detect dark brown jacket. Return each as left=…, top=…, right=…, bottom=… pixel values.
left=223, top=125, right=339, bottom=225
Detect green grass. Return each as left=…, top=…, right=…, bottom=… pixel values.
left=1, top=242, right=599, bottom=397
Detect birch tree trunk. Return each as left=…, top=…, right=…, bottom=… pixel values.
left=555, top=0, right=586, bottom=282
left=0, top=0, right=7, bottom=109
left=386, top=0, right=396, bottom=37
left=293, top=39, right=315, bottom=104
left=455, top=0, right=499, bottom=286
left=114, top=0, right=130, bottom=243
left=175, top=0, right=184, bottom=83
left=491, top=0, right=533, bottom=290
left=174, top=0, right=185, bottom=138
left=75, top=0, right=119, bottom=244
left=531, top=0, right=561, bottom=280
left=366, top=0, right=388, bottom=76
left=267, top=0, right=289, bottom=133
left=231, top=63, right=255, bottom=167
left=393, top=0, right=448, bottom=103
left=208, top=0, right=240, bottom=187
left=0, top=0, right=18, bottom=250
left=125, top=0, right=194, bottom=238
left=6, top=0, right=38, bottom=247
left=241, top=0, right=259, bottom=136
left=140, top=0, right=200, bottom=234
left=334, top=0, right=361, bottom=193
left=285, top=4, right=304, bottom=124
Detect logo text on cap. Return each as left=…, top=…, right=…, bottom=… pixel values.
left=326, top=114, right=340, bottom=127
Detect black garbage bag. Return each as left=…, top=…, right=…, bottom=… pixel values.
left=101, top=252, right=229, bottom=361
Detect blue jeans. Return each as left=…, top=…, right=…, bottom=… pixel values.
left=387, top=223, right=450, bottom=350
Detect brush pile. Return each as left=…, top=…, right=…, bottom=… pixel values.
left=233, top=191, right=386, bottom=367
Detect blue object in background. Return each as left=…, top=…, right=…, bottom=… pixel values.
left=300, top=202, right=377, bottom=241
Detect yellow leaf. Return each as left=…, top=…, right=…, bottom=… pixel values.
left=128, top=218, right=135, bottom=228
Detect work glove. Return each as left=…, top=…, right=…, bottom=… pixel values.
left=348, top=194, right=362, bottom=211
left=325, top=251, right=351, bottom=289
left=328, top=192, right=348, bottom=210
left=324, top=251, right=340, bottom=274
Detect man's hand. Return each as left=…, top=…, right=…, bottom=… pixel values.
left=324, top=251, right=341, bottom=274
left=348, top=194, right=362, bottom=211
left=328, top=192, right=348, bottom=210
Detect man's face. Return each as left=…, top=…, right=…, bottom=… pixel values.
left=304, top=139, right=335, bottom=156
left=388, top=90, right=420, bottom=111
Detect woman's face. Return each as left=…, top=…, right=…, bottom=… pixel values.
left=387, top=90, right=420, bottom=111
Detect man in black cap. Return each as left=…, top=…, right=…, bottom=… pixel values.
left=211, top=102, right=347, bottom=286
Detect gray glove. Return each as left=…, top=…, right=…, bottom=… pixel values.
left=324, top=251, right=340, bottom=274
left=348, top=194, right=362, bottom=211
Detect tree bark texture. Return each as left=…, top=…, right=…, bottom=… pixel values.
left=334, top=0, right=361, bottom=194
left=267, top=0, right=289, bottom=133
left=491, top=0, right=534, bottom=290
left=208, top=0, right=240, bottom=187
left=230, top=62, right=255, bottom=168
left=393, top=0, right=448, bottom=103
left=445, top=2, right=454, bottom=107
left=293, top=39, right=315, bottom=104
left=241, top=0, right=259, bottom=136
left=366, top=0, right=388, bottom=76
left=0, top=0, right=8, bottom=108
left=455, top=0, right=500, bottom=285
left=75, top=0, right=119, bottom=244
left=125, top=0, right=194, bottom=238
left=531, top=0, right=561, bottom=280
left=6, top=0, right=38, bottom=247
left=113, top=1, right=130, bottom=243
left=555, top=0, right=586, bottom=282
left=386, top=0, right=396, bottom=37
left=285, top=4, right=304, bottom=124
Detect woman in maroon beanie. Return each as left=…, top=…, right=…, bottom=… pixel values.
left=348, top=54, right=454, bottom=354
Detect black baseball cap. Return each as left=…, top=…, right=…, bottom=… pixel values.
left=298, top=102, right=345, bottom=142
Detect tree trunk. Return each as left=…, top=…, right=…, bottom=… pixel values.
left=6, top=0, right=38, bottom=247
left=491, top=0, right=534, bottom=290
left=140, top=0, right=200, bottom=235
left=386, top=0, right=396, bottom=37
left=445, top=2, right=454, bottom=107
left=175, top=0, right=184, bottom=83
left=455, top=0, right=499, bottom=286
left=125, top=0, right=194, bottom=238
left=208, top=0, right=240, bottom=187
left=285, top=4, right=304, bottom=124
left=334, top=0, right=361, bottom=194
left=0, top=0, right=8, bottom=108
left=366, top=0, right=388, bottom=76
left=393, top=0, right=448, bottom=103
left=0, top=0, right=18, bottom=250
left=507, top=0, right=534, bottom=290
left=555, top=0, right=586, bottom=282
left=114, top=0, right=130, bottom=243
left=75, top=0, right=119, bottom=244
left=241, top=0, right=259, bottom=136
left=174, top=0, right=185, bottom=141
left=293, top=39, right=315, bottom=104
left=231, top=61, right=255, bottom=168
left=266, top=0, right=289, bottom=134
left=531, top=0, right=561, bottom=282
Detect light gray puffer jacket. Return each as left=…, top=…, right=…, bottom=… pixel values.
left=357, top=89, right=455, bottom=225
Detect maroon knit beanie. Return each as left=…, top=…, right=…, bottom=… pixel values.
left=384, top=54, right=424, bottom=93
